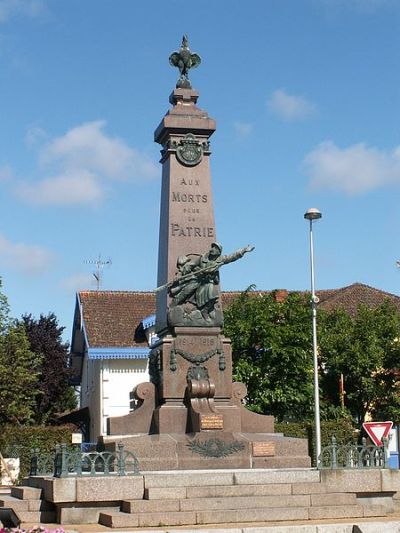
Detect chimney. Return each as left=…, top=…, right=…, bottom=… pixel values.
left=273, top=289, right=288, bottom=303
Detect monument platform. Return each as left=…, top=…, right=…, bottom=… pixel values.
left=4, top=468, right=400, bottom=528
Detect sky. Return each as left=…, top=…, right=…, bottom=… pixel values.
left=0, top=0, right=400, bottom=342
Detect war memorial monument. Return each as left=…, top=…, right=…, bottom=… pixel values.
left=103, top=36, right=310, bottom=470
left=3, top=37, right=400, bottom=530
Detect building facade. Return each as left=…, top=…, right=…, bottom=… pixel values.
left=69, top=283, right=400, bottom=440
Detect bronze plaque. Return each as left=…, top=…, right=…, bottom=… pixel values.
left=200, top=414, right=223, bottom=430
left=252, top=441, right=275, bottom=457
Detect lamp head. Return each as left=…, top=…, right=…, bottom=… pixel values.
left=304, top=208, right=322, bottom=221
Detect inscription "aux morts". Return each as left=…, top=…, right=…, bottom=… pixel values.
left=171, top=223, right=214, bottom=238
left=172, top=192, right=208, bottom=203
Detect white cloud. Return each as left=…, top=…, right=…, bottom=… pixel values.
left=40, top=120, right=158, bottom=181
left=25, top=125, right=47, bottom=146
left=234, top=121, right=253, bottom=138
left=0, top=164, right=14, bottom=181
left=0, top=233, right=53, bottom=274
left=60, top=273, right=94, bottom=292
left=303, top=141, right=400, bottom=194
left=267, top=89, right=316, bottom=121
left=17, top=120, right=159, bottom=207
left=0, top=0, right=44, bottom=22
left=17, top=170, right=104, bottom=206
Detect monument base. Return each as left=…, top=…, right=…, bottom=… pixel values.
left=105, top=326, right=311, bottom=470
left=99, top=431, right=311, bottom=471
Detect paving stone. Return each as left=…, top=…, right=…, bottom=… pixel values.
left=180, top=494, right=310, bottom=511
left=245, top=526, right=317, bottom=533
left=144, top=471, right=234, bottom=488
left=308, top=504, right=364, bottom=520
left=186, top=483, right=292, bottom=498
left=11, top=486, right=42, bottom=500
left=138, top=510, right=196, bottom=527
left=196, top=506, right=309, bottom=524
left=351, top=522, right=400, bottom=533
left=316, top=526, right=354, bottom=533
left=311, top=492, right=357, bottom=506
left=234, top=469, right=320, bottom=485
left=122, top=498, right=180, bottom=513
left=144, top=487, right=186, bottom=500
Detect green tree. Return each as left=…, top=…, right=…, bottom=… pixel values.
left=224, top=289, right=314, bottom=421
left=0, top=280, right=41, bottom=425
left=18, top=313, right=77, bottom=424
left=319, top=301, right=400, bottom=424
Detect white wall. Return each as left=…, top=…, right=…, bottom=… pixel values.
left=80, top=355, right=149, bottom=439
left=101, top=358, right=149, bottom=435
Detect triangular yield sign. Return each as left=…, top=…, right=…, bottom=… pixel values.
left=362, top=421, right=393, bottom=446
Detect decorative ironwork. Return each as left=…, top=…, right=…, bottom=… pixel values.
left=187, top=437, right=245, bottom=458
left=318, top=436, right=389, bottom=470
left=176, top=134, right=203, bottom=167
left=30, top=449, right=55, bottom=476
left=30, top=442, right=140, bottom=477
left=169, top=35, right=201, bottom=89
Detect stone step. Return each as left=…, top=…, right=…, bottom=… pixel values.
left=0, top=496, right=29, bottom=511
left=99, top=510, right=198, bottom=528
left=10, top=486, right=42, bottom=501
left=99, top=502, right=369, bottom=528
left=143, top=468, right=320, bottom=489
left=122, top=499, right=180, bottom=513
left=15, top=510, right=56, bottom=523
left=186, top=482, right=295, bottom=499
left=311, top=493, right=358, bottom=507
left=124, top=494, right=320, bottom=513
left=233, top=469, right=320, bottom=486
left=308, top=505, right=364, bottom=520
left=145, top=482, right=295, bottom=500
left=181, top=494, right=312, bottom=512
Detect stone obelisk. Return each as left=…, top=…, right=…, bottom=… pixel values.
left=155, top=37, right=217, bottom=333
left=105, top=38, right=310, bottom=471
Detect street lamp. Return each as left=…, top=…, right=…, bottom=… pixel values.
left=304, top=207, right=322, bottom=466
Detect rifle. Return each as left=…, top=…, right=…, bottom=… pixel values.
left=155, top=262, right=221, bottom=293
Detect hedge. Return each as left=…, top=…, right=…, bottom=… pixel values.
left=275, top=419, right=358, bottom=466
left=0, top=425, right=76, bottom=481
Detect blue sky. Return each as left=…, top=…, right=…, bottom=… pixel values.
left=0, top=0, right=399, bottom=341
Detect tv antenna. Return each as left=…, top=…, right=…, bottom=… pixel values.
left=85, top=253, right=112, bottom=290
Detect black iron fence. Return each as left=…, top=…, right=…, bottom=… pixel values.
left=318, top=436, right=389, bottom=469
left=30, top=442, right=140, bottom=477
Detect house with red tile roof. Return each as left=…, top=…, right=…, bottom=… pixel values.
left=68, top=283, right=400, bottom=440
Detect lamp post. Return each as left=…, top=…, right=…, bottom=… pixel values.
left=304, top=207, right=322, bottom=465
